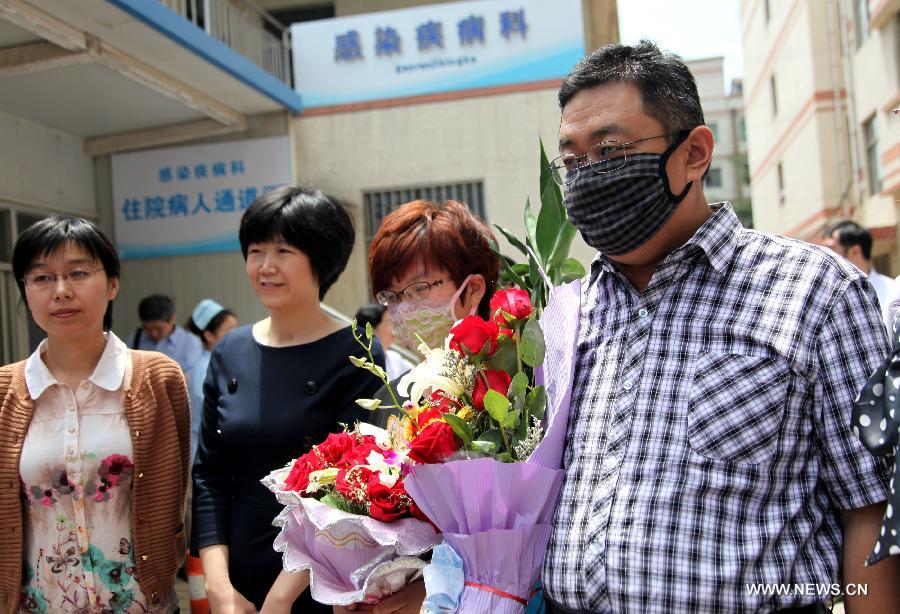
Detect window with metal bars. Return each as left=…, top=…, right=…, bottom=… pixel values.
left=362, top=181, right=486, bottom=245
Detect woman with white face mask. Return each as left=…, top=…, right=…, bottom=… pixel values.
left=364, top=199, right=500, bottom=429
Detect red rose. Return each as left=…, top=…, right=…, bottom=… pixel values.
left=490, top=288, right=534, bottom=324
left=449, top=316, right=500, bottom=357
left=335, top=465, right=379, bottom=504
left=407, top=420, right=460, bottom=464
left=429, top=391, right=462, bottom=416
left=284, top=454, right=320, bottom=492
left=472, top=369, right=512, bottom=412
left=366, top=481, right=409, bottom=522
left=98, top=454, right=134, bottom=487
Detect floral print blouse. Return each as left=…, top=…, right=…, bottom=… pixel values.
left=18, top=333, right=177, bottom=613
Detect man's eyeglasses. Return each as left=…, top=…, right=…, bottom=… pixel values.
left=376, top=279, right=446, bottom=305
left=22, top=267, right=105, bottom=290
left=549, top=132, right=684, bottom=186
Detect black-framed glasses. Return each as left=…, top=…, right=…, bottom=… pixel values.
left=549, top=133, right=678, bottom=186
left=376, top=278, right=446, bottom=305
left=22, top=267, right=105, bottom=291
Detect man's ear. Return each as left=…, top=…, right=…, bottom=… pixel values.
left=685, top=126, right=715, bottom=183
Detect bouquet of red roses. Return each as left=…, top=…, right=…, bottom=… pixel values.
left=262, top=421, right=439, bottom=605
left=352, top=288, right=569, bottom=613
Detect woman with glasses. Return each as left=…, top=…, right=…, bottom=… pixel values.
left=191, top=186, right=384, bottom=613
left=331, top=199, right=498, bottom=614
left=0, top=215, right=189, bottom=613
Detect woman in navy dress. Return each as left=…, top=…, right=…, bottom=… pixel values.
left=191, top=186, right=384, bottom=613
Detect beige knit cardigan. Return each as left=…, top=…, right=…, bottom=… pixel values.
left=0, top=350, right=190, bottom=614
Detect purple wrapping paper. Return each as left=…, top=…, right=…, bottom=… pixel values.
left=262, top=466, right=440, bottom=606
left=404, top=458, right=563, bottom=532
left=443, top=525, right=553, bottom=613
left=408, top=281, right=583, bottom=612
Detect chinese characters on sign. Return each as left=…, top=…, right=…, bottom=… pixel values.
left=334, top=8, right=527, bottom=62
left=120, top=159, right=272, bottom=222
left=112, top=136, right=291, bottom=259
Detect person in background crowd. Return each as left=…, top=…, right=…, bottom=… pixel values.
left=538, top=41, right=898, bottom=613
left=823, top=220, right=898, bottom=330
left=2, top=215, right=189, bottom=612
left=129, top=293, right=202, bottom=373
left=191, top=186, right=384, bottom=614
left=186, top=299, right=237, bottom=462
left=354, top=303, right=415, bottom=380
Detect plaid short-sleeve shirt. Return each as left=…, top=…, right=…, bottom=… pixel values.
left=542, top=203, right=890, bottom=613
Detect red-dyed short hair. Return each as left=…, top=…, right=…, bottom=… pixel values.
left=369, top=200, right=500, bottom=319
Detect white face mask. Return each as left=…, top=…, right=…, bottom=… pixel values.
left=387, top=275, right=474, bottom=355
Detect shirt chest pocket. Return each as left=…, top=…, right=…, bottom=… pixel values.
left=687, top=352, right=791, bottom=465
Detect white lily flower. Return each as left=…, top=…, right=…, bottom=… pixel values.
left=365, top=450, right=401, bottom=488
left=305, top=467, right=339, bottom=493
left=397, top=346, right=465, bottom=403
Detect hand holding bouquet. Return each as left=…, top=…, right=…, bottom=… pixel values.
left=262, top=422, right=439, bottom=606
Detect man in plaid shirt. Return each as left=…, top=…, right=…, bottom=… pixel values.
left=540, top=41, right=900, bottom=613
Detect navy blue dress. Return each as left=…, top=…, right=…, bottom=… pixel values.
left=191, top=325, right=384, bottom=611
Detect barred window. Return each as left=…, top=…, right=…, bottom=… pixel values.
left=363, top=181, right=485, bottom=245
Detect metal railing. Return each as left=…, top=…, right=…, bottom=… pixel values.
left=159, top=0, right=292, bottom=87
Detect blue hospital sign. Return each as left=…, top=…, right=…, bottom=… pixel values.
left=112, top=136, right=291, bottom=259
left=291, top=0, right=584, bottom=108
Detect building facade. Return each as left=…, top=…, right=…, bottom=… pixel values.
left=741, top=0, right=899, bottom=274
left=687, top=57, right=752, bottom=226
left=0, top=0, right=617, bottom=362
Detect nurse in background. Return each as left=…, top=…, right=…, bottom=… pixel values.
left=186, top=299, right=237, bottom=461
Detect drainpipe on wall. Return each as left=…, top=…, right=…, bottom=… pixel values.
left=838, top=0, right=864, bottom=215
left=826, top=0, right=851, bottom=219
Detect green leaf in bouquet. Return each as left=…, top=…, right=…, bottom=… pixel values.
left=479, top=428, right=504, bottom=450
left=442, top=413, right=473, bottom=447
left=524, top=197, right=539, bottom=257
left=501, top=409, right=520, bottom=430
left=492, top=227, right=529, bottom=257
left=561, top=257, right=587, bottom=283
left=536, top=182, right=563, bottom=262
left=520, top=317, right=546, bottom=368
left=548, top=222, right=577, bottom=275
left=526, top=385, right=548, bottom=420
left=539, top=138, right=554, bottom=190
left=511, top=263, right=531, bottom=277
left=321, top=491, right=368, bottom=516
left=495, top=250, right=530, bottom=291
left=483, top=389, right=510, bottom=423
left=486, top=338, right=517, bottom=373
left=349, top=355, right=367, bottom=368
left=509, top=372, right=529, bottom=401
left=356, top=398, right=383, bottom=411
left=365, top=322, right=374, bottom=341
left=470, top=439, right=498, bottom=455
left=497, top=452, right=514, bottom=463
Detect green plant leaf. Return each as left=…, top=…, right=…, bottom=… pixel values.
left=364, top=322, right=374, bottom=340
left=520, top=317, right=546, bottom=367
left=539, top=137, right=555, bottom=191
left=502, top=409, right=520, bottom=429
left=497, top=452, right=513, bottom=463
left=479, top=428, right=504, bottom=450
left=524, top=198, right=538, bottom=256
left=536, top=183, right=562, bottom=264
left=321, top=492, right=367, bottom=515
left=548, top=221, right=577, bottom=272
left=442, top=413, right=473, bottom=446
left=483, top=389, right=510, bottom=423
left=509, top=372, right=529, bottom=401
left=486, top=340, right=517, bottom=373
left=355, top=398, right=383, bottom=411
left=471, top=440, right=498, bottom=455
left=560, top=257, right=587, bottom=283
left=492, top=227, right=529, bottom=257
left=526, top=385, right=547, bottom=420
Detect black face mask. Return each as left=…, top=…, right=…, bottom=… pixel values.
left=562, top=131, right=692, bottom=256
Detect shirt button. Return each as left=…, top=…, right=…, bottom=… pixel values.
left=81, top=381, right=90, bottom=389
left=638, top=308, right=649, bottom=318
left=68, top=406, right=75, bottom=412
left=67, top=425, right=75, bottom=434
left=622, top=379, right=634, bottom=392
